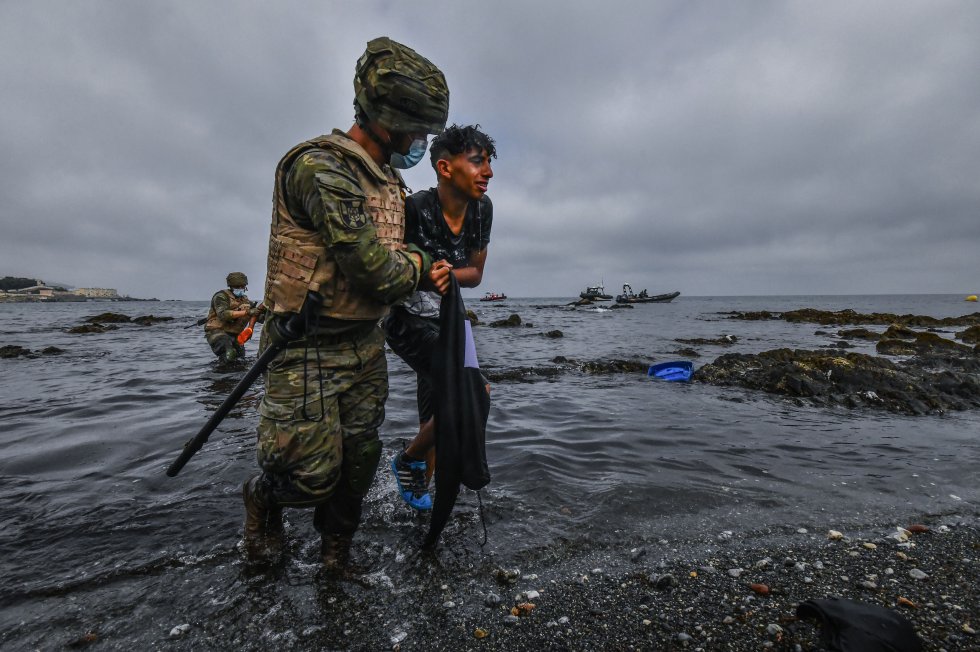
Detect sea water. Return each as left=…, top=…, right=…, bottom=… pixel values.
left=0, top=295, right=977, bottom=648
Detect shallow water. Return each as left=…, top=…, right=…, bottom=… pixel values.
left=1, top=295, right=977, bottom=648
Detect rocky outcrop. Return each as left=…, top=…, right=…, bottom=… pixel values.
left=482, top=356, right=648, bottom=383
left=676, top=335, right=737, bottom=346
left=726, top=308, right=980, bottom=328
left=957, top=324, right=980, bottom=344
left=132, top=315, right=174, bottom=326
left=489, top=314, right=523, bottom=328
left=71, top=313, right=173, bottom=333
left=693, top=342, right=980, bottom=415
left=1, top=345, right=65, bottom=358
left=1, top=345, right=32, bottom=358
left=68, top=323, right=119, bottom=334
left=85, top=312, right=131, bottom=324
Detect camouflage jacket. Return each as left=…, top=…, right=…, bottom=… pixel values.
left=205, top=290, right=253, bottom=334
left=264, top=130, right=430, bottom=329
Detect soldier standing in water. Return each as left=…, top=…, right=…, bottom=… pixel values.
left=242, top=37, right=449, bottom=572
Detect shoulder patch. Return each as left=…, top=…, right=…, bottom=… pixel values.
left=339, top=198, right=368, bottom=230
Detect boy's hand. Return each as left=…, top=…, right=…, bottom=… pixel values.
left=429, top=260, right=453, bottom=295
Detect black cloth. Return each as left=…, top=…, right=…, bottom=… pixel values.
left=404, top=189, right=492, bottom=267
left=424, top=275, right=490, bottom=548
left=796, top=598, right=923, bottom=652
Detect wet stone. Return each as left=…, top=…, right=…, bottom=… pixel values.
left=1, top=345, right=33, bottom=358
left=693, top=347, right=980, bottom=415
left=169, top=624, right=190, bottom=638
left=85, top=312, right=131, bottom=324
left=68, top=323, right=119, bottom=334
left=489, top=314, right=522, bottom=328
left=132, top=315, right=174, bottom=326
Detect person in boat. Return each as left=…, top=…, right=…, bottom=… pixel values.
left=242, top=37, right=447, bottom=571
left=203, top=272, right=264, bottom=362
left=383, top=124, right=496, bottom=510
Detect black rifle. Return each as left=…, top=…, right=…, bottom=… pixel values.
left=166, top=293, right=321, bottom=477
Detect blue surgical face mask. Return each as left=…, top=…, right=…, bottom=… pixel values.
left=390, top=137, right=427, bottom=169
left=232, top=289, right=246, bottom=298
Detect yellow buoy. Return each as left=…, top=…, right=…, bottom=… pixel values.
left=967, top=295, right=978, bottom=302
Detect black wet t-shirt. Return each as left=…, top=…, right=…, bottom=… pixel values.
left=404, top=189, right=492, bottom=268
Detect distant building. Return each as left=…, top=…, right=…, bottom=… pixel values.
left=10, top=285, right=55, bottom=298
left=74, top=288, right=120, bottom=298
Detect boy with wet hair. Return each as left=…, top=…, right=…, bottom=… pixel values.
left=384, top=124, right=497, bottom=510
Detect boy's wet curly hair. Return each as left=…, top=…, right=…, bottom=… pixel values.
left=429, top=124, right=497, bottom=170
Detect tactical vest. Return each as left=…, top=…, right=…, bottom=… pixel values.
left=205, top=290, right=252, bottom=334
left=264, top=132, right=406, bottom=320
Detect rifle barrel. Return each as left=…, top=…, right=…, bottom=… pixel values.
left=166, top=342, right=283, bottom=477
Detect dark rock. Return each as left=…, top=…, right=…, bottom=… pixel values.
left=485, top=357, right=649, bottom=383
left=676, top=335, right=737, bottom=346
left=84, top=312, right=131, bottom=324
left=1, top=345, right=33, bottom=359
left=543, top=330, right=563, bottom=338
left=729, top=307, right=980, bottom=328
left=693, top=347, right=980, bottom=415
left=40, top=346, right=65, bottom=355
left=957, top=324, right=980, bottom=344
left=465, top=310, right=480, bottom=325
left=649, top=573, right=676, bottom=590
left=68, top=324, right=119, bottom=334
left=882, top=323, right=917, bottom=340
left=608, top=303, right=633, bottom=309
left=483, top=366, right=564, bottom=383
left=877, top=332, right=975, bottom=357
left=489, top=314, right=522, bottom=328
left=724, top=310, right=778, bottom=320
left=581, top=359, right=648, bottom=374
left=837, top=328, right=879, bottom=340
left=132, top=315, right=174, bottom=326
left=673, top=347, right=700, bottom=358
left=493, top=568, right=521, bottom=585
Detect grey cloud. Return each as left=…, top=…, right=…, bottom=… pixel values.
left=2, top=1, right=978, bottom=299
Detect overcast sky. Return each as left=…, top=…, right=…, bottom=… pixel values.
left=2, top=1, right=978, bottom=300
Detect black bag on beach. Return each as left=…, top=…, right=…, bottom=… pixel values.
left=796, top=597, right=923, bottom=652
left=424, top=275, right=490, bottom=547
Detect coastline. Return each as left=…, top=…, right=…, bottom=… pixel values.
left=164, top=514, right=978, bottom=651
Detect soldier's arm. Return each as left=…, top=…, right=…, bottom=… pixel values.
left=212, top=292, right=237, bottom=322
left=289, top=151, right=430, bottom=304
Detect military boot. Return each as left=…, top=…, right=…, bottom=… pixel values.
left=242, top=475, right=283, bottom=562
left=320, top=534, right=353, bottom=573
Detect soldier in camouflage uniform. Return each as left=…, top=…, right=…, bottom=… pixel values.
left=243, top=37, right=449, bottom=571
left=204, top=272, right=264, bottom=362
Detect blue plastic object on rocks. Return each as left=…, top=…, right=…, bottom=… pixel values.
left=647, top=360, right=694, bottom=382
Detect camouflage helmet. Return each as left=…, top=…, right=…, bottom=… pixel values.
left=226, top=272, right=248, bottom=288
left=354, top=37, right=449, bottom=135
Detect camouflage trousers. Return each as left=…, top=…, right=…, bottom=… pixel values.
left=206, top=330, right=245, bottom=361
left=256, top=326, right=387, bottom=513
